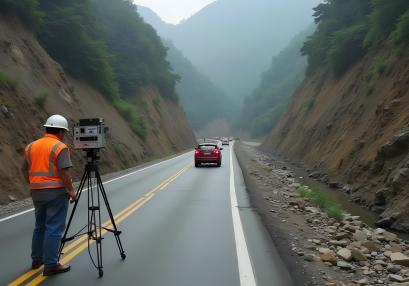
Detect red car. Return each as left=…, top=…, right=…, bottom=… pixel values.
left=194, top=143, right=222, bottom=167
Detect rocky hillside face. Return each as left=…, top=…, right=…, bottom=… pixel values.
left=263, top=49, right=409, bottom=231
left=0, top=16, right=196, bottom=204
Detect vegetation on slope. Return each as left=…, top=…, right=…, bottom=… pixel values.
left=0, top=0, right=180, bottom=140
left=241, top=28, right=313, bottom=138
left=302, top=0, right=409, bottom=76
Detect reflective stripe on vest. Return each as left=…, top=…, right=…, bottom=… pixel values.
left=29, top=142, right=64, bottom=177
left=26, top=135, right=67, bottom=190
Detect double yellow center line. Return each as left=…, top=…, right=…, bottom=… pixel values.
left=8, top=163, right=191, bottom=286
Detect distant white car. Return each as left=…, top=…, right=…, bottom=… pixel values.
left=222, top=139, right=229, bottom=146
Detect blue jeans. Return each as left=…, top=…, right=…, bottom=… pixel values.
left=31, top=195, right=69, bottom=266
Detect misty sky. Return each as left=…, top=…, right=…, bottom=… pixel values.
left=132, top=0, right=216, bottom=24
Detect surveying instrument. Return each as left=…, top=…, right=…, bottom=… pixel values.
left=58, top=118, right=126, bottom=277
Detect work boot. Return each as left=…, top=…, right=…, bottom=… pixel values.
left=43, top=263, right=71, bottom=276
left=31, top=260, right=44, bottom=269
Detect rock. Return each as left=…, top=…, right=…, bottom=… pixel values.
left=361, top=241, right=381, bottom=252
left=320, top=250, right=338, bottom=265
left=337, top=261, right=353, bottom=270
left=374, top=228, right=386, bottom=235
left=351, top=248, right=367, bottom=261
left=329, top=181, right=342, bottom=189
left=289, top=198, right=306, bottom=209
left=8, top=195, right=17, bottom=202
left=305, top=253, right=321, bottom=262
left=391, top=253, right=409, bottom=266
left=376, top=215, right=397, bottom=228
left=353, top=230, right=367, bottom=241
left=335, top=232, right=351, bottom=240
left=391, top=244, right=403, bottom=253
left=0, top=105, right=9, bottom=117
left=337, top=248, right=352, bottom=261
left=374, top=264, right=384, bottom=272
left=377, top=127, right=409, bottom=158
left=374, top=188, right=387, bottom=206
left=357, top=278, right=368, bottom=285
left=385, top=250, right=393, bottom=257
left=387, top=264, right=402, bottom=273
left=330, top=240, right=348, bottom=247
left=318, top=248, right=332, bottom=254
left=383, top=231, right=398, bottom=242
left=389, top=274, right=409, bottom=283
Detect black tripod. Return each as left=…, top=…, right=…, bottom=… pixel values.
left=58, top=149, right=126, bottom=277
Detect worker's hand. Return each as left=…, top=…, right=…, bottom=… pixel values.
left=67, top=190, right=77, bottom=203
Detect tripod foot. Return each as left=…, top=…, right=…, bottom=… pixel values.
left=98, top=268, right=104, bottom=277
left=121, top=252, right=126, bottom=260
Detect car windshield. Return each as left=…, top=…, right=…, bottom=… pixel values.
left=198, top=145, right=217, bottom=150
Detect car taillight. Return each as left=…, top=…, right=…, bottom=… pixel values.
left=212, top=149, right=220, bottom=155
left=195, top=150, right=200, bottom=155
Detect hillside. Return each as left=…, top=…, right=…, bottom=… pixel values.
left=0, top=13, right=195, bottom=203
left=241, top=26, right=314, bottom=138
left=137, top=0, right=320, bottom=99
left=137, top=7, right=237, bottom=131
left=263, top=1, right=409, bottom=231
left=165, top=41, right=236, bottom=132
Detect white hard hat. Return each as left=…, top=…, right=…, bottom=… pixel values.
left=44, top=114, right=69, bottom=131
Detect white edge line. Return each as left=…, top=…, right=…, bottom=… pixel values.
left=230, top=142, right=257, bottom=286
left=0, top=151, right=191, bottom=223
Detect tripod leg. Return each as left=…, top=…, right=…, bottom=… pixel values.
left=58, top=170, right=89, bottom=259
left=96, top=170, right=126, bottom=259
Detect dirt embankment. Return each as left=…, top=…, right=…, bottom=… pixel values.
left=0, top=16, right=196, bottom=204
left=263, top=49, right=409, bottom=231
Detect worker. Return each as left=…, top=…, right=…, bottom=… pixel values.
left=22, top=114, right=76, bottom=276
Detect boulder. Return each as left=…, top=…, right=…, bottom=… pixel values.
left=383, top=231, right=398, bottom=242
left=387, top=264, right=402, bottom=274
left=335, top=232, right=351, bottom=240
left=376, top=215, right=397, bottom=228
left=390, top=252, right=409, bottom=266
left=373, top=264, right=384, bottom=272
left=337, top=248, right=352, bottom=261
left=351, top=248, right=367, bottom=261
left=391, top=243, right=403, bottom=253
left=320, top=250, right=337, bottom=265
left=361, top=241, right=381, bottom=252
left=353, top=230, right=367, bottom=241
left=337, top=261, right=353, bottom=270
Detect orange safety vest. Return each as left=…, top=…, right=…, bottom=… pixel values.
left=25, top=134, right=68, bottom=190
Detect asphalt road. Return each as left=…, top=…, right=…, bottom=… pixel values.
left=0, top=144, right=292, bottom=286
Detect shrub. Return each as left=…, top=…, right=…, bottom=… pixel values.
left=308, top=188, right=327, bottom=208
left=296, top=186, right=345, bottom=222
left=325, top=204, right=345, bottom=222
left=0, top=0, right=43, bottom=30
left=296, top=186, right=310, bottom=197
left=327, top=24, right=368, bottom=76
left=34, top=92, right=48, bottom=109
left=303, top=96, right=315, bottom=114
left=0, top=70, right=17, bottom=89
left=114, top=99, right=147, bottom=140
left=391, top=9, right=409, bottom=45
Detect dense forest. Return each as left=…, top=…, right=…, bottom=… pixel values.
left=0, top=0, right=179, bottom=139
left=302, top=0, right=409, bottom=76
left=241, top=27, right=314, bottom=138
left=165, top=41, right=236, bottom=130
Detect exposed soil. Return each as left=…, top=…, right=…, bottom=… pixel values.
left=0, top=15, right=196, bottom=204
left=263, top=48, right=409, bottom=232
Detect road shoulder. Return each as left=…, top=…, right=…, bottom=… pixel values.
left=234, top=142, right=345, bottom=285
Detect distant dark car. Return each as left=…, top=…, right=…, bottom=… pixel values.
left=194, top=143, right=222, bottom=167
